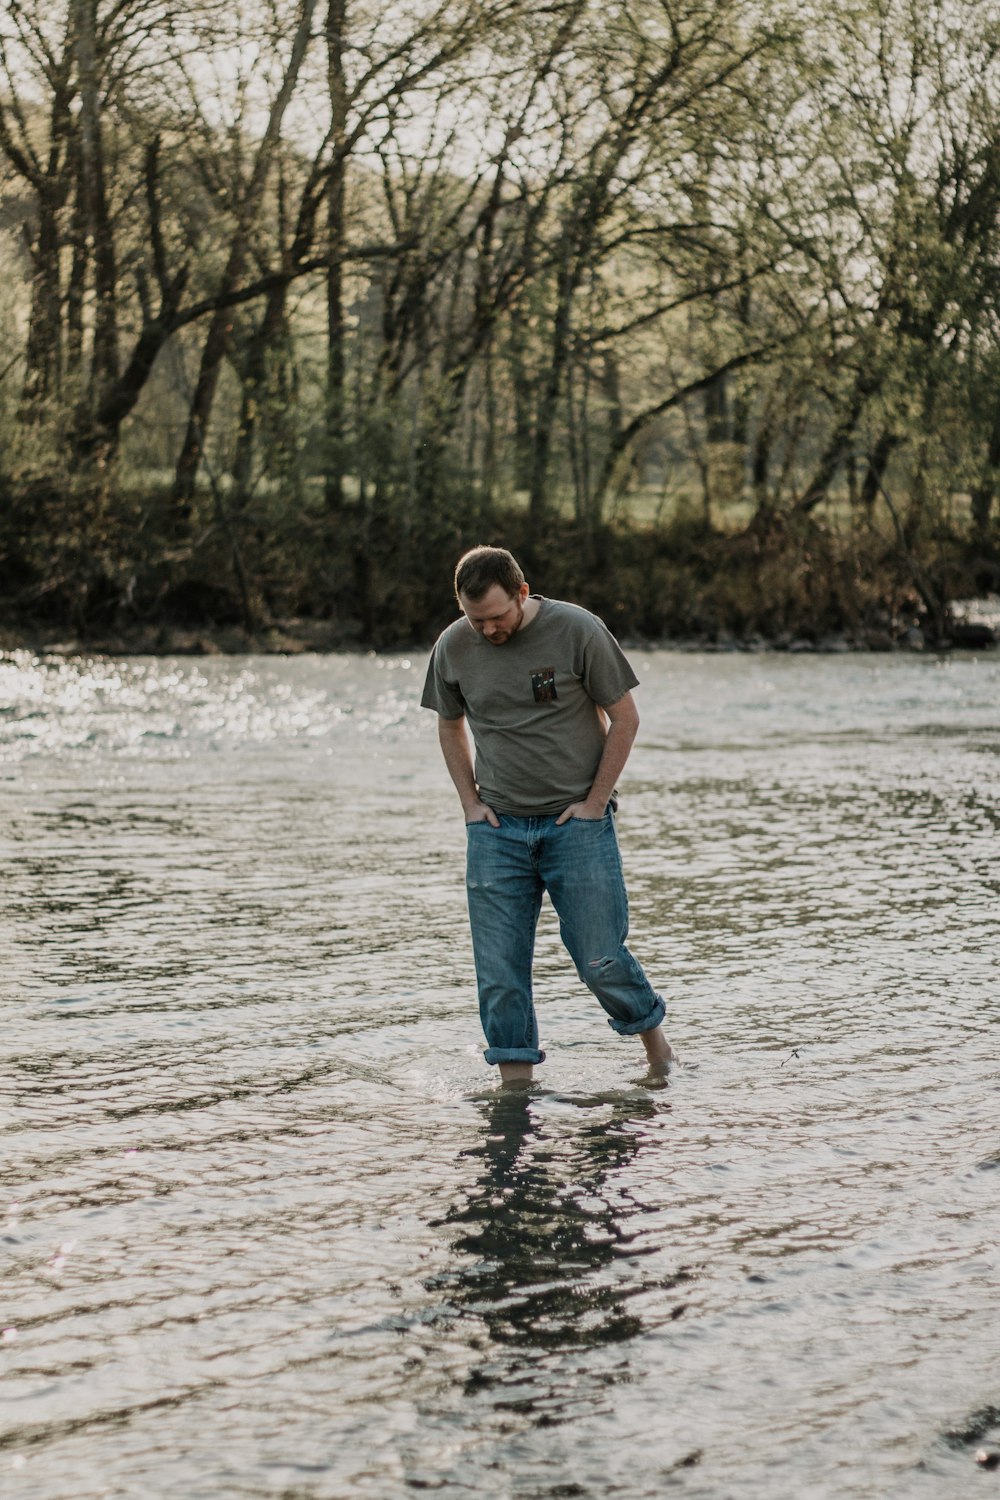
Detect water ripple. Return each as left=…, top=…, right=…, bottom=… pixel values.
left=2, top=649, right=999, bottom=1497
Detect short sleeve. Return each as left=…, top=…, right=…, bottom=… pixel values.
left=581, top=620, right=640, bottom=707
left=421, top=640, right=466, bottom=719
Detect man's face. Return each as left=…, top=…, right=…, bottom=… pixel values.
left=459, top=582, right=529, bottom=644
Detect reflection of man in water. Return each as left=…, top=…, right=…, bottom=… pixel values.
left=441, top=1089, right=655, bottom=1356
left=421, top=545, right=675, bottom=1083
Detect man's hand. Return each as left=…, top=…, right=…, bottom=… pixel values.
left=437, top=716, right=500, bottom=827
left=464, top=801, right=500, bottom=827
left=555, top=798, right=606, bottom=825
left=555, top=693, right=639, bottom=826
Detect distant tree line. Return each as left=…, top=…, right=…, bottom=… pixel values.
left=1, top=0, right=999, bottom=644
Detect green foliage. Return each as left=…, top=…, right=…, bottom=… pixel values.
left=1, top=0, right=999, bottom=648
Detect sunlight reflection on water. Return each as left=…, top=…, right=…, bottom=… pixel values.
left=1, top=647, right=999, bottom=1499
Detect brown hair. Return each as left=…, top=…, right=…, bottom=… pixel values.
left=454, top=545, right=525, bottom=602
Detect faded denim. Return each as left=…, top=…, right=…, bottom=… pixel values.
left=465, top=811, right=665, bottom=1066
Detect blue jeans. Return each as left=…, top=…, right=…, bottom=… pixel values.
left=465, top=811, right=665, bottom=1066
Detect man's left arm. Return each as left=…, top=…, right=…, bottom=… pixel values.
left=555, top=690, right=639, bottom=824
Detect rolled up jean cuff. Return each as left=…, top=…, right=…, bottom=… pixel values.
left=483, top=1046, right=546, bottom=1067
left=607, top=994, right=666, bottom=1037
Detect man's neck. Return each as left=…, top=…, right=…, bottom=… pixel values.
left=520, top=595, right=541, bottom=630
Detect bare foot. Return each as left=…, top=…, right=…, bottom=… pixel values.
left=498, top=1061, right=534, bottom=1087
left=639, top=1024, right=677, bottom=1072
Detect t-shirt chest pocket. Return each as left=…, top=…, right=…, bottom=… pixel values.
left=529, top=666, right=558, bottom=702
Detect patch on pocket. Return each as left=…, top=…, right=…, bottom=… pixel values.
left=530, top=666, right=558, bottom=702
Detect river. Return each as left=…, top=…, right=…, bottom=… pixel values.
left=2, top=646, right=999, bottom=1498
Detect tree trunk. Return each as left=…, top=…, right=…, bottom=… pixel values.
left=65, top=146, right=88, bottom=383
left=703, top=369, right=729, bottom=444
left=971, top=403, right=1000, bottom=534
left=20, top=194, right=63, bottom=416
left=74, top=0, right=118, bottom=402
left=170, top=0, right=318, bottom=515
left=751, top=421, right=771, bottom=510
left=232, top=286, right=289, bottom=508
left=78, top=301, right=186, bottom=461
left=528, top=244, right=578, bottom=530
left=859, top=432, right=898, bottom=510
left=325, top=0, right=348, bottom=511
left=481, top=338, right=497, bottom=503
left=796, top=353, right=884, bottom=514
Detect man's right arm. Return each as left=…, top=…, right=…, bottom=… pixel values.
left=437, top=715, right=499, bottom=826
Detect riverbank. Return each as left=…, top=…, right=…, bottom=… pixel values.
left=2, top=599, right=997, bottom=660
left=3, top=503, right=998, bottom=657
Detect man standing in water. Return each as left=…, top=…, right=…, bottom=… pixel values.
left=421, top=545, right=675, bottom=1084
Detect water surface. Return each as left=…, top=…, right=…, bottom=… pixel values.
left=2, top=647, right=999, bottom=1498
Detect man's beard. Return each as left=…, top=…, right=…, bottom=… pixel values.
left=486, top=598, right=524, bottom=643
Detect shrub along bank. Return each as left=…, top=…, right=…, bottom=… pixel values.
left=1, top=484, right=997, bottom=655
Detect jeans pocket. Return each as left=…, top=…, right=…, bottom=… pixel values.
left=562, top=809, right=612, bottom=830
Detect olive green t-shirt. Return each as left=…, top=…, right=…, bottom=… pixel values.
left=420, top=597, right=640, bottom=816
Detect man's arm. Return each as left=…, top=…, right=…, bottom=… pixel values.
left=554, top=690, right=639, bottom=824
left=437, top=715, right=500, bottom=826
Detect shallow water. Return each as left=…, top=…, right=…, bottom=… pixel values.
left=2, top=646, right=999, bottom=1499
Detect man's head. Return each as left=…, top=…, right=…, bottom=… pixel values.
left=454, top=545, right=529, bottom=645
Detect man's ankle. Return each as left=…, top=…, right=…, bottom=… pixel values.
left=640, top=1024, right=675, bottom=1065
left=498, top=1061, right=534, bottom=1084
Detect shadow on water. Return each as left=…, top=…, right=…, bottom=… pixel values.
left=429, top=1086, right=690, bottom=1425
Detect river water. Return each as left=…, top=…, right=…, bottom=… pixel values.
left=2, top=645, right=999, bottom=1499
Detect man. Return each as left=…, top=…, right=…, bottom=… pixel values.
left=421, top=544, right=674, bottom=1084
